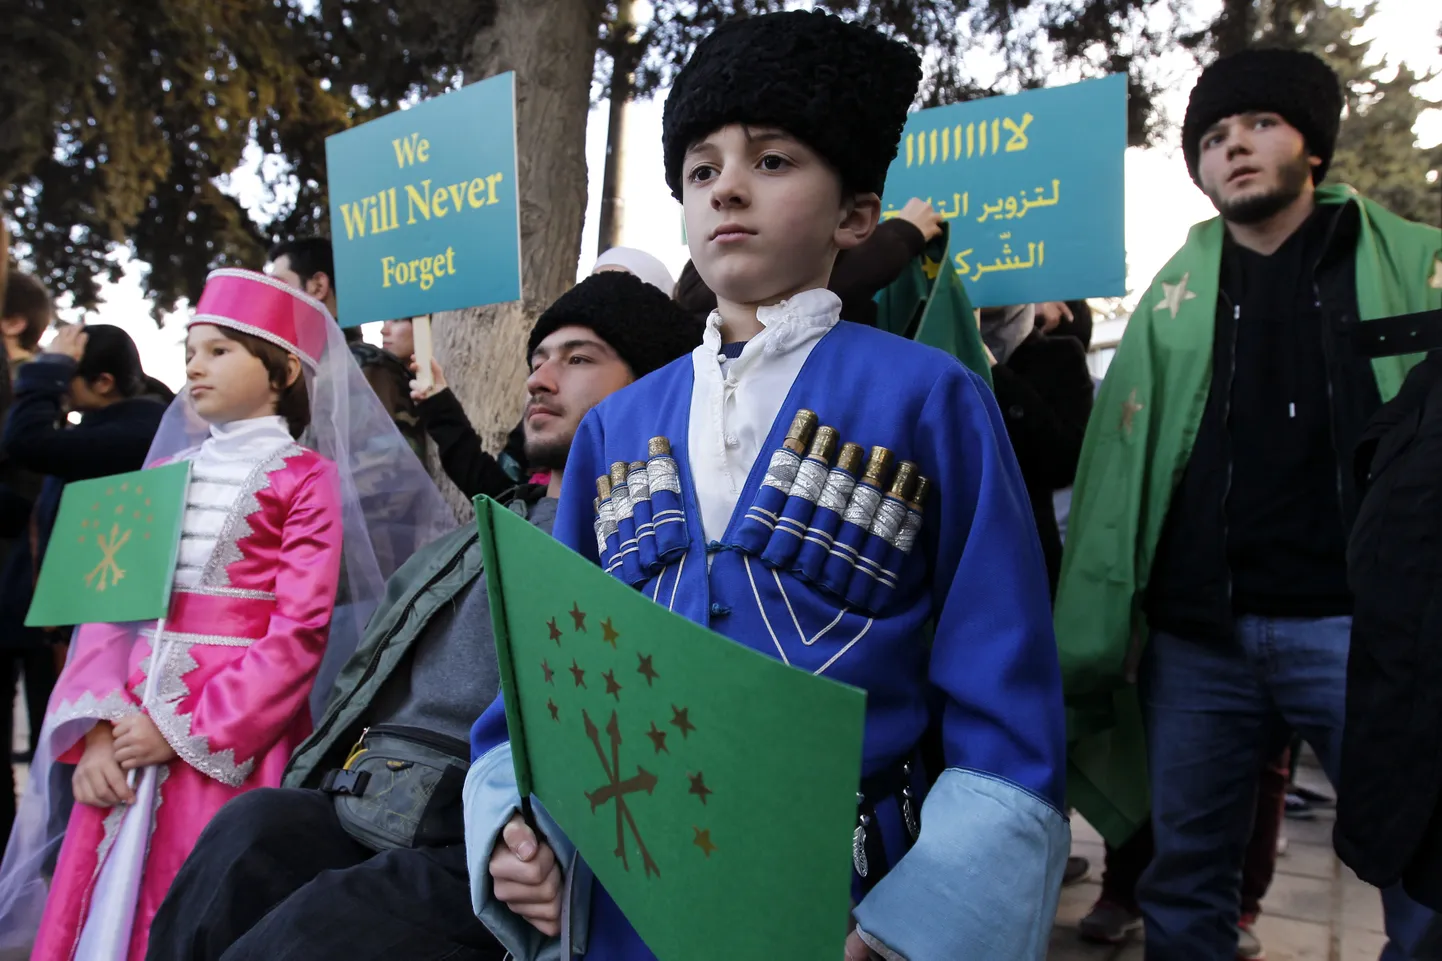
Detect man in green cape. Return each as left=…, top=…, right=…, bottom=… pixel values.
left=1055, top=48, right=1442, bottom=959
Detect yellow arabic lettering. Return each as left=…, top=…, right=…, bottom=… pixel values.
left=1003, top=196, right=1019, bottom=219
left=1003, top=113, right=1034, bottom=152
left=954, top=248, right=976, bottom=279
left=902, top=114, right=1037, bottom=168
left=965, top=240, right=1046, bottom=284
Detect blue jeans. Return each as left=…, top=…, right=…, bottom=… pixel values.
left=1138, top=616, right=1436, bottom=961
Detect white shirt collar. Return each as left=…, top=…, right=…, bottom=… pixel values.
left=700, top=287, right=843, bottom=356
left=199, top=415, right=293, bottom=462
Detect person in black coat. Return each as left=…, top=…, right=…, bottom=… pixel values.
left=989, top=301, right=1096, bottom=596
left=0, top=323, right=166, bottom=838
left=1339, top=318, right=1442, bottom=917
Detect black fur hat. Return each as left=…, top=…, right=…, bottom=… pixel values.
left=527, top=271, right=704, bottom=378
left=661, top=10, right=922, bottom=201
left=1182, top=48, right=1343, bottom=187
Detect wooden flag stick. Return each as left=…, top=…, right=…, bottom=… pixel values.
left=413, top=314, right=435, bottom=393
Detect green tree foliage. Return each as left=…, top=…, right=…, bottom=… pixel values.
left=1186, top=0, right=1441, bottom=226
left=0, top=0, right=371, bottom=315
left=3, top=0, right=1204, bottom=316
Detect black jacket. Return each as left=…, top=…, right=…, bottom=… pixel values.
left=993, top=334, right=1095, bottom=595
left=1145, top=204, right=1382, bottom=641
left=416, top=388, right=526, bottom=502
left=0, top=355, right=166, bottom=647
left=1337, top=344, right=1442, bottom=911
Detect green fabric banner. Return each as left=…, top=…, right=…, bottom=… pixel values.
left=874, top=224, right=995, bottom=388
left=1055, top=187, right=1442, bottom=845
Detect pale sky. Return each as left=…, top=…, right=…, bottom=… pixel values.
left=44, top=0, right=1442, bottom=389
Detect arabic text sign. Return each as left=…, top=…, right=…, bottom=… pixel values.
left=326, top=73, right=521, bottom=326
left=882, top=75, right=1126, bottom=308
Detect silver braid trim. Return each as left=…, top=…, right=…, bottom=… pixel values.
left=760, top=449, right=801, bottom=492
left=146, top=640, right=255, bottom=787
left=868, top=497, right=909, bottom=545
left=627, top=468, right=652, bottom=504
left=790, top=459, right=828, bottom=503
left=817, top=471, right=858, bottom=514
left=647, top=456, right=682, bottom=495
left=895, top=511, right=924, bottom=555
left=843, top=485, right=884, bottom=528
left=611, top=482, right=635, bottom=522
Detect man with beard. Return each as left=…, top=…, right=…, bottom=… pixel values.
left=145, top=272, right=703, bottom=961
left=1056, top=49, right=1442, bottom=961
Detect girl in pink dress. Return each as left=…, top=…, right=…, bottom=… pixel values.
left=0, top=270, right=455, bottom=960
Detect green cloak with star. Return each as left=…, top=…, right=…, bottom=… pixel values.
left=1054, top=184, right=1442, bottom=846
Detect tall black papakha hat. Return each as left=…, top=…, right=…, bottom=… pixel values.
left=1182, top=48, right=1344, bottom=187
left=661, top=10, right=922, bottom=201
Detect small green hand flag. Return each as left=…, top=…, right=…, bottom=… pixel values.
left=27, top=463, right=191, bottom=627
left=475, top=497, right=867, bottom=961
left=875, top=222, right=994, bottom=388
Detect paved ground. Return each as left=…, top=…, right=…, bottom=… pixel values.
left=1052, top=763, right=1389, bottom=961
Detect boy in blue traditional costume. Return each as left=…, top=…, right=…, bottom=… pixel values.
left=464, top=11, right=1069, bottom=960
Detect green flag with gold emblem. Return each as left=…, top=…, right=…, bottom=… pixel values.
left=474, top=496, right=867, bottom=961
left=27, top=463, right=191, bottom=627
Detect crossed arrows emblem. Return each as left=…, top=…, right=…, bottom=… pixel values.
left=86, top=523, right=131, bottom=592
left=582, top=708, right=659, bottom=877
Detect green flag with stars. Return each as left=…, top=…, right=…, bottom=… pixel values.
left=26, top=463, right=191, bottom=627
left=474, top=496, right=867, bottom=961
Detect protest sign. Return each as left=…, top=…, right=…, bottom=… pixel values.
left=882, top=74, right=1127, bottom=308
left=326, top=73, right=521, bottom=326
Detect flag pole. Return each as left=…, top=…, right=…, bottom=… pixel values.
left=126, top=615, right=168, bottom=791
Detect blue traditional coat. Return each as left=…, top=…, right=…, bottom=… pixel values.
left=466, top=317, right=1069, bottom=961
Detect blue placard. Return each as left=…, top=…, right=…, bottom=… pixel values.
left=881, top=74, right=1126, bottom=309
left=325, top=73, right=521, bottom=326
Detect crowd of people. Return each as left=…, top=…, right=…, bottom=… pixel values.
left=0, top=9, right=1436, bottom=961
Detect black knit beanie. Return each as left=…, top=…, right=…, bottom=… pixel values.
left=1182, top=48, right=1343, bottom=187
left=527, top=271, right=704, bottom=378
left=661, top=10, right=922, bottom=201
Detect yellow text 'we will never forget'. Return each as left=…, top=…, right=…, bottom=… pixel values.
left=336, top=132, right=506, bottom=291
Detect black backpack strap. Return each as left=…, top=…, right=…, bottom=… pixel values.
left=1350, top=309, right=1442, bottom=358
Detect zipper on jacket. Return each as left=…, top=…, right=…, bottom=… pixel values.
left=1310, top=216, right=1352, bottom=530
left=283, top=533, right=479, bottom=782
left=1220, top=292, right=1240, bottom=616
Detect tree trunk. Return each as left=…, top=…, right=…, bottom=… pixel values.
left=429, top=0, right=603, bottom=517
left=596, top=0, right=637, bottom=253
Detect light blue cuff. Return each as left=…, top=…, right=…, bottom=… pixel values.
left=463, top=743, right=586, bottom=961
left=852, top=768, right=1070, bottom=961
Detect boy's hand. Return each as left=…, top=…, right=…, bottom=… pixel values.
left=490, top=813, right=564, bottom=936
left=72, top=723, right=134, bottom=807
left=844, top=929, right=879, bottom=960
left=112, top=713, right=177, bottom=771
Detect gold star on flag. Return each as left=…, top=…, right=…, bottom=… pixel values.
left=1156, top=272, right=1198, bottom=319
left=601, top=618, right=619, bottom=648
left=1121, top=388, right=1145, bottom=436
left=693, top=826, right=717, bottom=858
